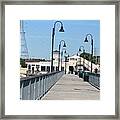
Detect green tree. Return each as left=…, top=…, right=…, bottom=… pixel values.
left=80, top=52, right=91, bottom=61
left=20, top=58, right=27, bottom=68
left=80, top=52, right=99, bottom=65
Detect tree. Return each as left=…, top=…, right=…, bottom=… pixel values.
left=20, top=58, right=27, bottom=68
left=80, top=52, right=91, bottom=61
left=80, top=52, right=100, bottom=65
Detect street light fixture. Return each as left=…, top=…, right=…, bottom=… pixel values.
left=58, top=40, right=66, bottom=71
left=51, top=21, right=65, bottom=72
left=59, top=26, right=65, bottom=32
left=84, top=33, right=93, bottom=73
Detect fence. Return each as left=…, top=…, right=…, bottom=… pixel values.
left=79, top=71, right=100, bottom=89
left=88, top=73, right=100, bottom=89
left=20, top=71, right=64, bottom=100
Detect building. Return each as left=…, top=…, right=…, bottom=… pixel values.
left=20, top=67, right=27, bottom=77
left=24, top=51, right=100, bottom=76
left=25, top=51, right=60, bottom=75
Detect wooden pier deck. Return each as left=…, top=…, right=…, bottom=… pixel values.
left=42, top=74, right=100, bottom=100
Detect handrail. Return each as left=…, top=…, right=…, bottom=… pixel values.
left=20, top=71, right=61, bottom=81
left=20, top=71, right=64, bottom=100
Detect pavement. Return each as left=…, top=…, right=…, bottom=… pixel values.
left=42, top=74, right=100, bottom=100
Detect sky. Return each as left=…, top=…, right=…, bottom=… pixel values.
left=21, top=20, right=100, bottom=59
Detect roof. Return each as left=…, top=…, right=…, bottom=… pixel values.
left=25, top=59, right=40, bottom=62
left=53, top=50, right=59, bottom=53
left=25, top=59, right=51, bottom=62
left=69, top=54, right=80, bottom=59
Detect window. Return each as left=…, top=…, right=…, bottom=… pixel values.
left=28, top=64, right=31, bottom=69
left=70, top=58, right=75, bottom=60
left=36, top=65, right=39, bottom=71
left=53, top=66, right=55, bottom=71
left=56, top=67, right=59, bottom=71
left=47, top=66, right=50, bottom=72
left=41, top=66, right=45, bottom=71
left=61, top=67, right=64, bottom=71
left=32, top=67, right=34, bottom=74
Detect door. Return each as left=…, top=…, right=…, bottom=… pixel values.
left=69, top=66, right=74, bottom=74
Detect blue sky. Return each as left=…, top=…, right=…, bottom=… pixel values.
left=21, top=20, right=100, bottom=59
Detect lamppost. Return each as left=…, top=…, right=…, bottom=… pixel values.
left=51, top=21, right=65, bottom=72
left=78, top=46, right=85, bottom=71
left=58, top=40, right=66, bottom=71
left=84, top=34, right=93, bottom=73
left=64, top=50, right=69, bottom=74
left=61, top=49, right=66, bottom=71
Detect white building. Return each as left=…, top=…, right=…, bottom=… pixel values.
left=25, top=50, right=60, bottom=75
left=25, top=51, right=100, bottom=75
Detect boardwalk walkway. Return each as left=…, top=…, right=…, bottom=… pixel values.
left=42, top=74, right=100, bottom=100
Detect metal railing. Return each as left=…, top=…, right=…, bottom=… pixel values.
left=78, top=71, right=100, bottom=89
left=88, top=73, right=100, bottom=90
left=20, top=71, right=64, bottom=100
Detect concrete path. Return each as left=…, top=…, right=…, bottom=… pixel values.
left=42, top=74, right=100, bottom=100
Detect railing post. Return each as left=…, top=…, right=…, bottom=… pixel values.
left=35, top=78, right=39, bottom=99
left=40, top=76, right=42, bottom=99
left=20, top=82, right=23, bottom=100
left=44, top=76, right=46, bottom=94
left=33, top=78, right=36, bottom=100
left=41, top=76, right=44, bottom=98
left=46, top=76, right=48, bottom=92
left=37, top=77, right=40, bottom=99
left=28, top=80, right=31, bottom=100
